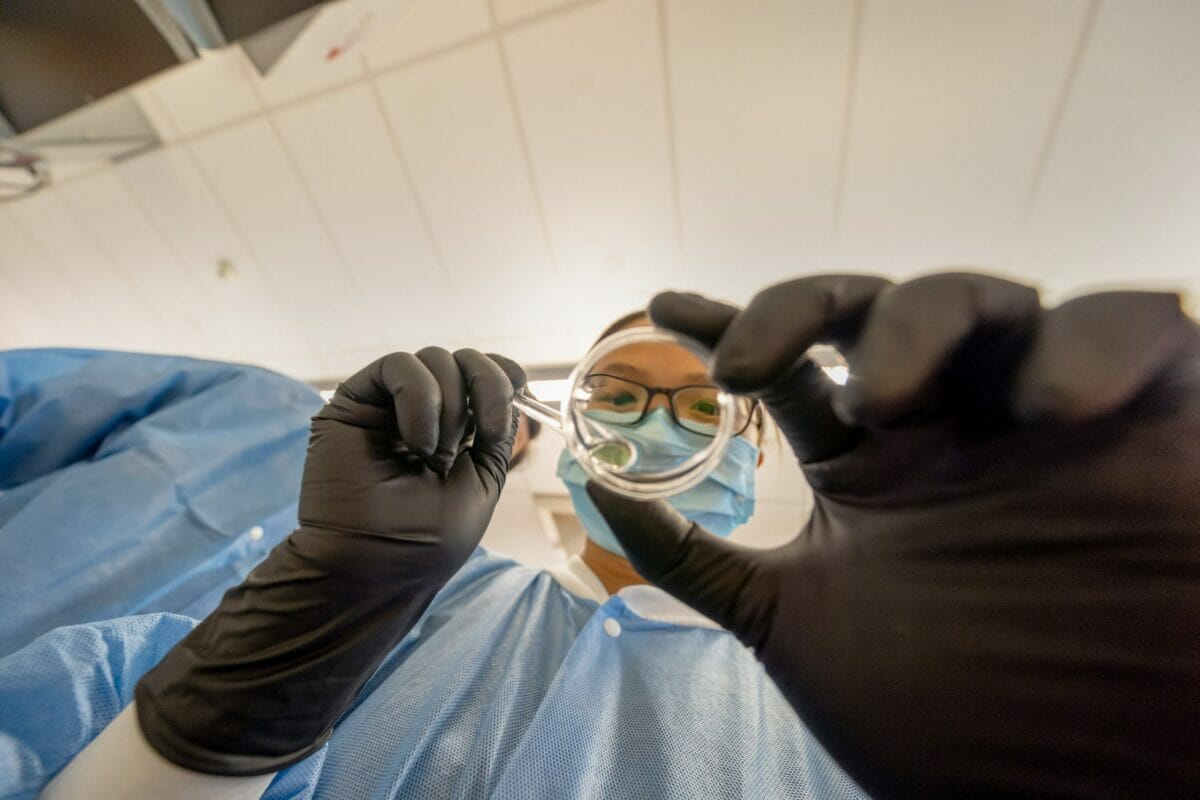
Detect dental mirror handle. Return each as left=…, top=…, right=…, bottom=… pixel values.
left=512, top=392, right=634, bottom=467
left=512, top=393, right=563, bottom=433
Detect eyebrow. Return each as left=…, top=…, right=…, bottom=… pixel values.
left=596, top=362, right=649, bottom=380
left=596, top=362, right=712, bottom=385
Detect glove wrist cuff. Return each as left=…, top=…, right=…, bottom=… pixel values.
left=134, top=682, right=332, bottom=776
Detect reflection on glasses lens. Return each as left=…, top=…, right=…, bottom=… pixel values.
left=580, top=374, right=753, bottom=437
left=672, top=386, right=721, bottom=434
left=581, top=375, right=647, bottom=423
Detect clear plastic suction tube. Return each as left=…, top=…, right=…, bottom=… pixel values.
left=513, top=393, right=637, bottom=471
left=512, top=393, right=562, bottom=432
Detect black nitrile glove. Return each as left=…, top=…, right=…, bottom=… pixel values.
left=136, top=348, right=525, bottom=775
left=587, top=273, right=1200, bottom=799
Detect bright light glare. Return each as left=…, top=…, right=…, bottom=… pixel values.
left=527, top=379, right=570, bottom=403
left=319, top=389, right=336, bottom=401
left=823, top=365, right=849, bottom=385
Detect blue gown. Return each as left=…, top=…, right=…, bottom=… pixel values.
left=1, top=551, right=868, bottom=800
left=0, top=349, right=867, bottom=799
left=0, top=349, right=321, bottom=657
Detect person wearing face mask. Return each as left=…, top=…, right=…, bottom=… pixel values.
left=28, top=316, right=864, bottom=800
left=12, top=271, right=1194, bottom=799
left=586, top=274, right=1200, bottom=797
left=554, top=311, right=762, bottom=594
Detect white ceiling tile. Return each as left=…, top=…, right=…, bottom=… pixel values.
left=492, top=0, right=576, bottom=25
left=835, top=0, right=1090, bottom=275
left=187, top=117, right=385, bottom=353
left=271, top=84, right=458, bottom=351
left=1015, top=0, right=1200, bottom=293
left=318, top=347, right=399, bottom=381
left=249, top=351, right=331, bottom=381
left=0, top=227, right=73, bottom=350
left=0, top=210, right=101, bottom=347
left=501, top=0, right=680, bottom=310
left=362, top=0, right=491, bottom=71
left=7, top=190, right=161, bottom=351
left=0, top=283, right=60, bottom=349
left=469, top=330, right=592, bottom=367
left=117, top=146, right=316, bottom=360
left=250, top=47, right=366, bottom=108
left=56, top=170, right=226, bottom=359
left=130, top=84, right=182, bottom=144
left=145, top=47, right=262, bottom=137
left=41, top=161, right=110, bottom=185
left=667, top=0, right=855, bottom=303
left=373, top=41, right=554, bottom=337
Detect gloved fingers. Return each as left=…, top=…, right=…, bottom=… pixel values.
left=1014, top=291, right=1197, bottom=421
left=485, top=352, right=528, bottom=466
left=327, top=352, right=441, bottom=458
left=454, top=349, right=517, bottom=453
left=758, top=358, right=864, bottom=463
left=708, top=274, right=891, bottom=394
left=585, top=481, right=775, bottom=650
left=417, top=347, right=468, bottom=473
left=652, top=277, right=889, bottom=464
left=483, top=352, right=528, bottom=396
left=647, top=292, right=741, bottom=349
left=833, top=272, right=1041, bottom=426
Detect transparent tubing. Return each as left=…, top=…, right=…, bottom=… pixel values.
left=512, top=393, right=642, bottom=473
left=512, top=327, right=738, bottom=500
left=512, top=393, right=564, bottom=433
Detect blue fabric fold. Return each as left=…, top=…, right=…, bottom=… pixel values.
left=0, top=349, right=321, bottom=657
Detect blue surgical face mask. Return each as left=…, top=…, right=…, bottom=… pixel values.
left=556, top=408, right=758, bottom=558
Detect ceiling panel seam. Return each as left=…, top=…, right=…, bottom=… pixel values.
left=236, top=52, right=390, bottom=350
left=0, top=208, right=92, bottom=320
left=831, top=0, right=865, bottom=240
left=489, top=0, right=560, bottom=276
left=362, top=58, right=457, bottom=296
left=110, top=165, right=214, bottom=302
left=656, top=0, right=683, bottom=269
left=33, top=0, right=607, bottom=195
left=137, top=77, right=331, bottom=360
left=1020, top=0, right=1102, bottom=225
left=53, top=185, right=179, bottom=333
left=177, top=142, right=331, bottom=367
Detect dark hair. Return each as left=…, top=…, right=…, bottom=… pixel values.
left=508, top=413, right=543, bottom=470
left=593, top=309, right=650, bottom=347
left=592, top=308, right=767, bottom=447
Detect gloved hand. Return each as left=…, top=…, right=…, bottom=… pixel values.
left=136, top=348, right=524, bottom=775
left=587, top=273, right=1200, bottom=798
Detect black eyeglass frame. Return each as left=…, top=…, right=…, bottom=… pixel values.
left=582, top=372, right=762, bottom=438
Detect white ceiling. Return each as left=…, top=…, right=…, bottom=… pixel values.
left=1, top=0, right=1197, bottom=382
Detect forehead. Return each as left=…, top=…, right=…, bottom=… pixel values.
left=592, top=340, right=710, bottom=386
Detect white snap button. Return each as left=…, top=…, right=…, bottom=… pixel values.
left=249, top=526, right=264, bottom=541
left=603, top=618, right=621, bottom=638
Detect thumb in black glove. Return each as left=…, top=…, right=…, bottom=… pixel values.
left=587, top=273, right=1200, bottom=798
left=136, top=348, right=525, bottom=775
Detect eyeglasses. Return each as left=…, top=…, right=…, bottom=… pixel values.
left=580, top=373, right=760, bottom=437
